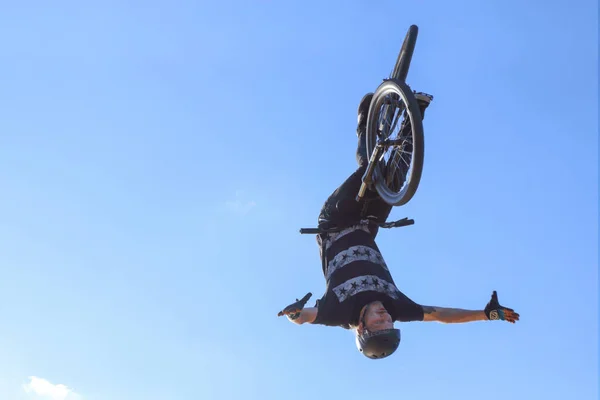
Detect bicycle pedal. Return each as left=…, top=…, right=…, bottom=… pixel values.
left=413, top=91, right=434, bottom=102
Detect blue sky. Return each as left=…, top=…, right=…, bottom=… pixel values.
left=0, top=1, right=597, bottom=399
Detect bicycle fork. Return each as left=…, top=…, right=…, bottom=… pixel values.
left=356, top=144, right=384, bottom=202
left=356, top=138, right=408, bottom=202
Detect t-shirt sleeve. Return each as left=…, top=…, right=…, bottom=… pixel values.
left=393, top=291, right=425, bottom=322
left=312, top=294, right=351, bottom=328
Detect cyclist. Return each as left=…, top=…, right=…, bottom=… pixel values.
left=277, top=92, right=520, bottom=360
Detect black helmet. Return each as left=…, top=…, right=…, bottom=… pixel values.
left=355, top=328, right=401, bottom=359
left=357, top=92, right=374, bottom=126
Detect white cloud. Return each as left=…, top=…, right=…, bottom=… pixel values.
left=224, top=190, right=256, bottom=215
left=23, top=376, right=81, bottom=400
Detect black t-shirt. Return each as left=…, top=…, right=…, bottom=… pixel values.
left=313, top=220, right=424, bottom=329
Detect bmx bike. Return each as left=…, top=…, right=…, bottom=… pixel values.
left=299, top=24, right=426, bottom=235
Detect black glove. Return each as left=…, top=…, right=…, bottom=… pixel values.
left=277, top=292, right=312, bottom=319
left=484, top=291, right=520, bottom=323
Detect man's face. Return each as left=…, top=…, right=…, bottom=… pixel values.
left=363, top=301, right=394, bottom=331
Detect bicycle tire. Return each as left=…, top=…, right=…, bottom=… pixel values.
left=379, top=25, right=419, bottom=138
left=391, top=25, right=418, bottom=82
left=365, top=79, right=424, bottom=206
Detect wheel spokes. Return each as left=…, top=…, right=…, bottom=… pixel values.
left=375, top=95, right=414, bottom=193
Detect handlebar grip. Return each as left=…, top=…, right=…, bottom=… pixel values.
left=299, top=228, right=321, bottom=234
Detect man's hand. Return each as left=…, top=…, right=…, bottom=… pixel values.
left=277, top=292, right=312, bottom=319
left=484, top=291, right=520, bottom=323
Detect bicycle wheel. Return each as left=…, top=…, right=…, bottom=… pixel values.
left=365, top=79, right=424, bottom=206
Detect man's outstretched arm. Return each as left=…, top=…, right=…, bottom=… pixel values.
left=421, top=306, right=487, bottom=323
left=420, top=291, right=520, bottom=324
